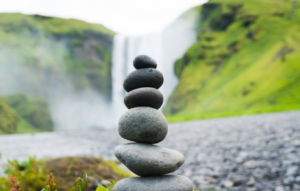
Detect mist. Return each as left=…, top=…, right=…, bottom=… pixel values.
left=0, top=36, right=118, bottom=131
left=0, top=6, right=198, bottom=131
left=50, top=91, right=117, bottom=130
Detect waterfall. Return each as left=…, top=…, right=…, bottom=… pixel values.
left=111, top=35, right=128, bottom=121
left=111, top=7, right=198, bottom=120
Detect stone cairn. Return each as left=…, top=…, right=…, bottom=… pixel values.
left=112, top=55, right=194, bottom=191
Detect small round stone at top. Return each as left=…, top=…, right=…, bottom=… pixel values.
left=133, top=55, right=157, bottom=69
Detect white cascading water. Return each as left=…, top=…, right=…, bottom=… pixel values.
left=111, top=35, right=128, bottom=121
left=112, top=7, right=198, bottom=120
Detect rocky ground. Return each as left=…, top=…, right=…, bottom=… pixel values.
left=1, top=111, right=300, bottom=191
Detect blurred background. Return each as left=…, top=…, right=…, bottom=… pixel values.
left=0, top=0, right=300, bottom=190
left=0, top=0, right=299, bottom=134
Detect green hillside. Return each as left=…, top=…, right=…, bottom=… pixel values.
left=0, top=96, right=20, bottom=134
left=0, top=13, right=114, bottom=134
left=164, top=0, right=300, bottom=122
left=0, top=13, right=115, bottom=99
left=0, top=94, right=53, bottom=135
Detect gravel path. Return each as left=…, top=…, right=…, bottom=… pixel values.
left=1, top=111, right=300, bottom=191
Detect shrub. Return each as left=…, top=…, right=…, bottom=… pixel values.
left=0, top=97, right=18, bottom=134
left=1, top=157, right=49, bottom=191
left=5, top=93, right=54, bottom=132
left=0, top=156, right=132, bottom=191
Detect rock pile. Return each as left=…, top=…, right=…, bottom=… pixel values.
left=112, top=55, right=194, bottom=191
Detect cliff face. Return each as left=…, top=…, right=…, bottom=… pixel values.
left=0, top=13, right=115, bottom=133
left=164, top=0, right=300, bottom=121
left=0, top=13, right=115, bottom=100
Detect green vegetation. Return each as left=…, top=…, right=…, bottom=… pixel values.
left=5, top=93, right=53, bottom=132
left=42, top=173, right=59, bottom=191
left=0, top=156, right=132, bottom=191
left=0, top=157, right=49, bottom=191
left=0, top=13, right=115, bottom=134
left=0, top=13, right=115, bottom=99
left=43, top=157, right=133, bottom=190
left=0, top=155, right=227, bottom=191
left=164, top=0, right=300, bottom=122
left=0, top=93, right=53, bottom=135
left=0, top=96, right=20, bottom=134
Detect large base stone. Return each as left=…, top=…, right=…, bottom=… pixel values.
left=112, top=175, right=194, bottom=191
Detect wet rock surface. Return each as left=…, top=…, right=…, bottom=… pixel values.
left=1, top=111, right=300, bottom=191
left=124, top=87, right=163, bottom=109
left=114, top=143, right=185, bottom=176
left=112, top=175, right=194, bottom=191
left=118, top=107, right=168, bottom=143
left=133, top=55, right=157, bottom=69
left=123, top=68, right=163, bottom=92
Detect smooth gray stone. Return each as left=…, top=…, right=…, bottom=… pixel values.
left=118, top=107, right=168, bottom=143
left=114, top=143, right=185, bottom=176
left=112, top=175, right=194, bottom=191
left=133, top=55, right=157, bottom=69
left=124, top=87, right=163, bottom=109
left=123, top=68, right=163, bottom=92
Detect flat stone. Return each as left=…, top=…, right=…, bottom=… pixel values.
left=133, top=55, right=157, bottom=69
left=223, top=180, right=234, bottom=188
left=246, top=177, right=256, bottom=186
left=118, top=107, right=168, bottom=143
left=124, top=87, right=163, bottom=109
left=112, top=175, right=194, bottom=191
left=114, top=143, right=185, bottom=176
left=286, top=166, right=299, bottom=176
left=123, top=68, right=163, bottom=92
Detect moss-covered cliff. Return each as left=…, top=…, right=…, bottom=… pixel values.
left=0, top=94, right=53, bottom=135
left=0, top=96, right=19, bottom=134
left=164, top=0, right=300, bottom=122
left=0, top=13, right=115, bottom=99
left=0, top=13, right=115, bottom=134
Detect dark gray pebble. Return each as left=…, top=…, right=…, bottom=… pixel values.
left=118, top=107, right=168, bottom=143
left=123, top=68, right=163, bottom=92
left=112, top=175, right=194, bottom=191
left=133, top=55, right=157, bottom=69
left=114, top=143, right=185, bottom=176
left=124, top=87, right=163, bottom=109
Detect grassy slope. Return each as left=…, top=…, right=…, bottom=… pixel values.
left=0, top=96, right=39, bottom=135
left=0, top=13, right=115, bottom=134
left=0, top=13, right=115, bottom=98
left=0, top=156, right=133, bottom=191
left=0, top=94, right=54, bottom=135
left=43, top=157, right=133, bottom=191
left=164, top=0, right=300, bottom=122
left=5, top=94, right=54, bottom=132
left=0, top=13, right=114, bottom=35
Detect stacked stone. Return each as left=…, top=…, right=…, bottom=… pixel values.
left=112, top=55, right=194, bottom=191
